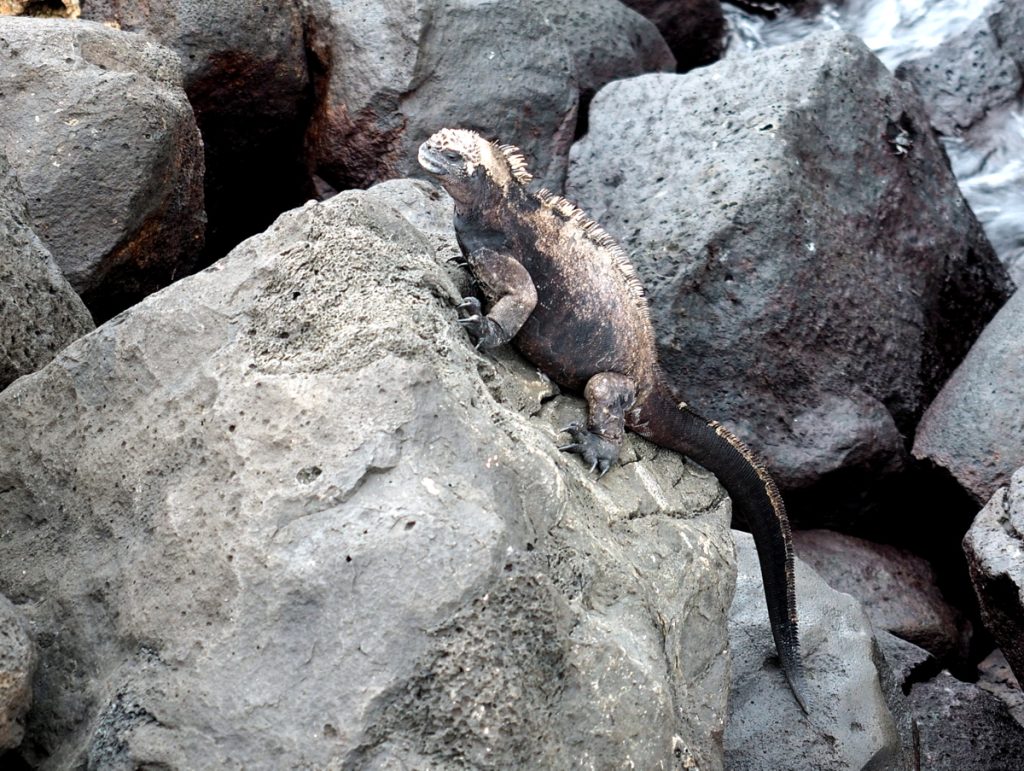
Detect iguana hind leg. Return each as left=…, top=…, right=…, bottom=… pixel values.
left=457, top=247, right=537, bottom=349
left=559, top=372, right=636, bottom=477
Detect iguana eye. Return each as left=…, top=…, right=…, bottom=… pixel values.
left=443, top=150, right=462, bottom=162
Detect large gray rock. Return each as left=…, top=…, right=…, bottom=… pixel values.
left=963, top=467, right=1024, bottom=685
left=910, top=670, right=1024, bottom=769
left=914, top=289, right=1024, bottom=504
left=0, top=149, right=92, bottom=390
left=79, top=0, right=312, bottom=257
left=726, top=532, right=913, bottom=771
left=0, top=16, right=205, bottom=320
left=304, top=0, right=674, bottom=191
left=793, top=529, right=965, bottom=659
left=0, top=594, right=36, bottom=751
left=0, top=182, right=740, bottom=769
left=567, top=31, right=1012, bottom=499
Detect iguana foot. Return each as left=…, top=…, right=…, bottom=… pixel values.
left=456, top=297, right=507, bottom=350
left=558, top=422, right=620, bottom=477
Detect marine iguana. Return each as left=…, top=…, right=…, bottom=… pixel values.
left=418, top=127, right=809, bottom=712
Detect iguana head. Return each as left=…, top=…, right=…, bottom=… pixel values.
left=418, top=128, right=509, bottom=205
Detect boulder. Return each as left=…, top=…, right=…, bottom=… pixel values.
left=619, top=0, right=725, bottom=71
left=963, top=468, right=1024, bottom=685
left=726, top=532, right=913, bottom=771
left=894, top=0, right=1024, bottom=284
left=914, top=289, right=1024, bottom=503
left=79, top=0, right=314, bottom=258
left=567, top=31, right=1012, bottom=500
left=793, top=529, right=965, bottom=659
left=0, top=148, right=93, bottom=391
left=0, top=17, right=205, bottom=321
left=910, top=670, right=1024, bottom=769
left=0, top=595, right=36, bottom=751
left=0, top=181, right=741, bottom=770
left=304, top=0, right=674, bottom=191
left=894, top=0, right=1024, bottom=137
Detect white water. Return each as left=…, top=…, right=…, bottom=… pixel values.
left=723, top=0, right=1024, bottom=285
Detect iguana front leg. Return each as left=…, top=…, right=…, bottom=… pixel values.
left=457, top=246, right=538, bottom=349
left=560, top=372, right=637, bottom=477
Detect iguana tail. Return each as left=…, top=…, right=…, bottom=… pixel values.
left=636, top=388, right=808, bottom=713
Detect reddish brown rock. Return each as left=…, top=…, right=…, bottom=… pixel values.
left=0, top=16, right=204, bottom=320
left=304, top=0, right=673, bottom=192
left=80, top=0, right=312, bottom=260
left=794, top=529, right=966, bottom=659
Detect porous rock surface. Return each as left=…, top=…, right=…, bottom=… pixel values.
left=305, top=0, right=674, bottom=191
left=910, top=670, right=1024, bottom=769
left=568, top=30, right=1011, bottom=498
left=0, top=16, right=205, bottom=320
left=0, top=148, right=92, bottom=391
left=80, top=0, right=313, bottom=256
left=914, top=288, right=1024, bottom=504
left=726, top=532, right=913, bottom=771
left=0, top=181, right=739, bottom=770
left=793, top=528, right=965, bottom=659
left=963, top=467, right=1024, bottom=685
left=894, top=0, right=1024, bottom=137
left=0, top=594, right=36, bottom=751
left=894, top=0, right=1024, bottom=284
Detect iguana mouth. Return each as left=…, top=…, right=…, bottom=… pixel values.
left=417, top=143, right=447, bottom=175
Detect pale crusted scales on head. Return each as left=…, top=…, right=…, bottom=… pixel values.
left=425, top=128, right=485, bottom=175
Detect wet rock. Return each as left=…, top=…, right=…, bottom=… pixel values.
left=726, top=532, right=913, bottom=771
left=894, top=0, right=1024, bottom=284
left=894, top=0, right=1024, bottom=137
left=0, top=148, right=92, bottom=390
left=0, top=17, right=204, bottom=321
left=914, top=285, right=1024, bottom=505
left=568, top=31, right=1011, bottom=502
left=0, top=182, right=739, bottom=770
left=79, top=0, right=314, bottom=258
left=305, top=0, right=673, bottom=191
left=910, top=670, right=1024, bottom=769
left=620, top=0, right=725, bottom=70
left=0, top=594, right=35, bottom=751
left=793, top=529, right=965, bottom=659
left=963, top=468, right=1024, bottom=684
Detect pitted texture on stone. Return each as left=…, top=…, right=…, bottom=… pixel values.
left=727, top=532, right=912, bottom=771
left=568, top=30, right=1011, bottom=496
left=0, top=16, right=204, bottom=319
left=0, top=148, right=92, bottom=389
left=0, top=594, right=35, bottom=750
left=0, top=181, right=734, bottom=769
left=305, top=0, right=673, bottom=191
left=964, top=468, right=1024, bottom=685
left=914, top=289, right=1024, bottom=504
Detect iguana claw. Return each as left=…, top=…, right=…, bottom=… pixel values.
left=558, top=422, right=619, bottom=478
left=456, top=297, right=505, bottom=349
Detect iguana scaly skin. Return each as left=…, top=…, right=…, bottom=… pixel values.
left=418, top=127, right=809, bottom=712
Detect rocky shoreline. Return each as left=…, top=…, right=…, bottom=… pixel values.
left=1, top=2, right=1022, bottom=769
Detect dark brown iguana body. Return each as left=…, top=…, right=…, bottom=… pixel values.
left=418, top=127, right=808, bottom=712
